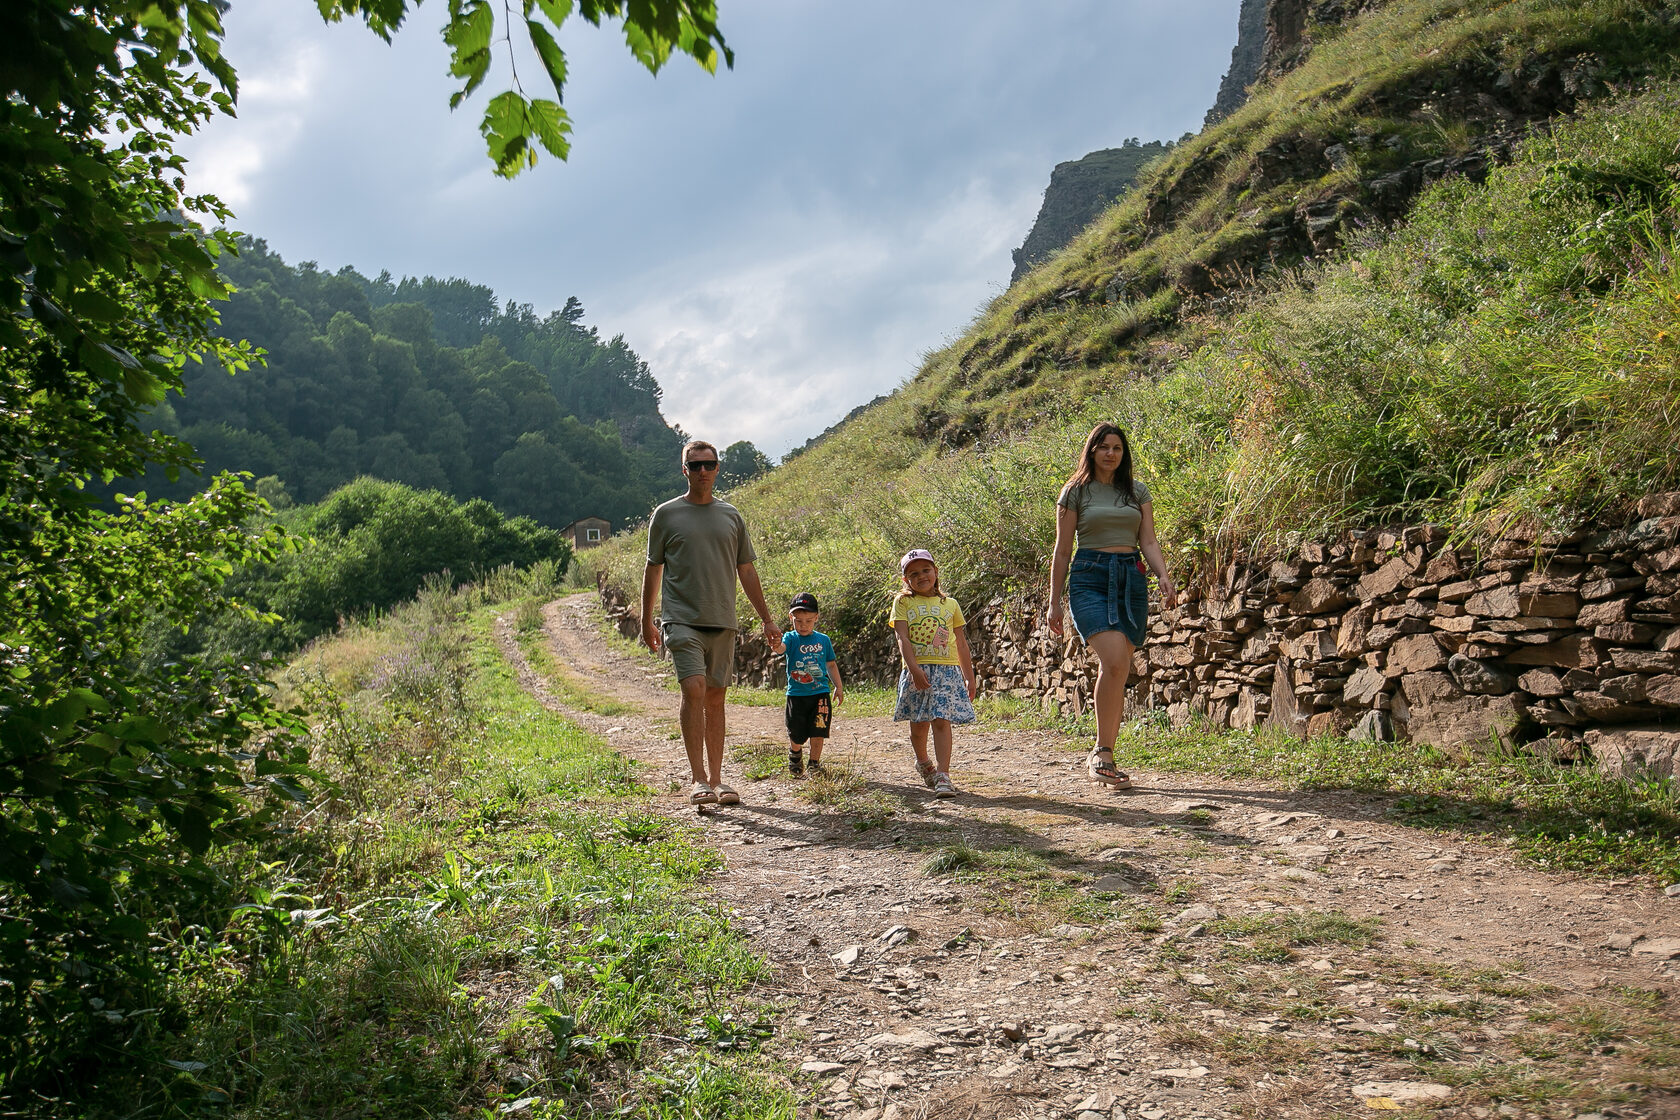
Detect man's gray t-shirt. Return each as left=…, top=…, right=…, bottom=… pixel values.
left=646, top=496, right=756, bottom=629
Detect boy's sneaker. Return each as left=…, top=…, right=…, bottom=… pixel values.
left=807, top=758, right=825, bottom=776
left=788, top=750, right=805, bottom=777
left=916, top=758, right=938, bottom=788
left=933, top=772, right=957, bottom=798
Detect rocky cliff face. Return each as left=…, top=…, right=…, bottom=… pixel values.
left=1009, top=143, right=1169, bottom=285
left=1204, top=0, right=1270, bottom=126
left=1011, top=0, right=1392, bottom=288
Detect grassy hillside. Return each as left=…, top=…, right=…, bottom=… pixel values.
left=594, top=0, right=1680, bottom=656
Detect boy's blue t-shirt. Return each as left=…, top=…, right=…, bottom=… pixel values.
left=782, top=631, right=836, bottom=697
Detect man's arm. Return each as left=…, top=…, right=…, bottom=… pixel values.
left=640, top=563, right=663, bottom=652
left=737, top=562, right=780, bottom=647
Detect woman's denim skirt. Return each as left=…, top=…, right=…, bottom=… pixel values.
left=1067, top=548, right=1149, bottom=646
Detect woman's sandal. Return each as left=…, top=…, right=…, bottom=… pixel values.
left=1087, top=747, right=1132, bottom=789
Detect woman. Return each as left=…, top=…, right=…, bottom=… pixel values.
left=1047, top=423, right=1179, bottom=788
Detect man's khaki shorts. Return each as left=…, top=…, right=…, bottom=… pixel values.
left=661, top=623, right=735, bottom=688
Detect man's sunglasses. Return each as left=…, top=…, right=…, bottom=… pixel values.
left=686, top=460, right=719, bottom=471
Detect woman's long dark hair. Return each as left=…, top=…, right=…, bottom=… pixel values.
left=1065, top=422, right=1136, bottom=505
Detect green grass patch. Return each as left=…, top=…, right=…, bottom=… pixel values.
left=141, top=584, right=794, bottom=1119
left=1105, top=719, right=1680, bottom=882
left=794, top=755, right=905, bottom=830
left=729, top=736, right=790, bottom=782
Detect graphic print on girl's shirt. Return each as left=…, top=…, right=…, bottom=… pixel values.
left=888, top=595, right=965, bottom=666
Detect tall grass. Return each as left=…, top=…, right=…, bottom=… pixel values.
left=94, top=577, right=795, bottom=1119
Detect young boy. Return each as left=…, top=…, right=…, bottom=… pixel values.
left=782, top=592, right=843, bottom=776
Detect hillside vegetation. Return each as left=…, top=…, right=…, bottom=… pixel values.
left=595, top=0, right=1680, bottom=656
left=143, top=240, right=692, bottom=530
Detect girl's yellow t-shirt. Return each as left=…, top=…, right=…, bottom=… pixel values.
left=889, top=594, right=965, bottom=666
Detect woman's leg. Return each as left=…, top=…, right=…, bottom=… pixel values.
left=1086, top=630, right=1136, bottom=751
left=931, top=719, right=953, bottom=774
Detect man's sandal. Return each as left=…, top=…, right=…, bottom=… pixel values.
left=1088, top=748, right=1132, bottom=789
left=714, top=783, right=741, bottom=806
left=690, top=780, right=719, bottom=805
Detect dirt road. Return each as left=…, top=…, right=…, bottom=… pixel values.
left=498, top=594, right=1680, bottom=1120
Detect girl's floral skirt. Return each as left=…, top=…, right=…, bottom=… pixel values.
left=893, top=663, right=976, bottom=725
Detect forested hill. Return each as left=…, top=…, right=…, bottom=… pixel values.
left=151, top=238, right=686, bottom=529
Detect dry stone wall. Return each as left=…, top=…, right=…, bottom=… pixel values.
left=969, top=493, right=1680, bottom=779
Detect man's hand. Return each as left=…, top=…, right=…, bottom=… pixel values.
left=641, top=618, right=662, bottom=654
left=761, top=618, right=780, bottom=648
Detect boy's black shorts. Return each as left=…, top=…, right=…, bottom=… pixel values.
left=785, top=693, right=832, bottom=745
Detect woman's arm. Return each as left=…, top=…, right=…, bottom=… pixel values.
left=955, top=625, right=977, bottom=700
left=1048, top=501, right=1078, bottom=636
left=1138, top=501, right=1179, bottom=610
left=894, top=621, right=930, bottom=690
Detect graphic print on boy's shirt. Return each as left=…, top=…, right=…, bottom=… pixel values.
left=782, top=631, right=835, bottom=696
left=889, top=595, right=965, bottom=666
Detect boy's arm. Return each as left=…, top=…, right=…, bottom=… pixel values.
left=955, top=625, right=977, bottom=699
left=827, top=658, right=843, bottom=705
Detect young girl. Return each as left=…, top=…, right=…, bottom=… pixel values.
left=891, top=549, right=977, bottom=798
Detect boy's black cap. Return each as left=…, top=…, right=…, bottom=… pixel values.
left=789, top=592, right=820, bottom=613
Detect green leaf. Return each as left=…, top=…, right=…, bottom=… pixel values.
left=535, top=0, right=574, bottom=25
left=445, top=0, right=495, bottom=104
left=526, top=18, right=568, bottom=92
left=481, top=90, right=535, bottom=177
left=528, top=99, right=572, bottom=160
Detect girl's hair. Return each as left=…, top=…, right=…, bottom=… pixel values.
left=896, top=559, right=946, bottom=603
left=1064, top=422, right=1137, bottom=505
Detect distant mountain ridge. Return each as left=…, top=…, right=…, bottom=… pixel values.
left=1009, top=0, right=1284, bottom=284
left=1008, top=142, right=1171, bottom=284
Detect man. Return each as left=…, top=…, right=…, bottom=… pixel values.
left=641, top=439, right=780, bottom=806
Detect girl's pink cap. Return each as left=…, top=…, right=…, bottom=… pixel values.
left=900, top=548, right=935, bottom=571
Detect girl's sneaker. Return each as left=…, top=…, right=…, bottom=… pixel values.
left=788, top=750, right=805, bottom=777
left=915, top=758, right=938, bottom=788
left=933, top=772, right=957, bottom=798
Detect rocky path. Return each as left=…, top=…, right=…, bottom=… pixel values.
left=499, top=594, right=1680, bottom=1120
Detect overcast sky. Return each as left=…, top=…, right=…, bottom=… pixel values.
left=180, top=1, right=1238, bottom=457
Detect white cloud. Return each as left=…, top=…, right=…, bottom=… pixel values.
left=603, top=177, right=1028, bottom=455
left=185, top=41, right=323, bottom=210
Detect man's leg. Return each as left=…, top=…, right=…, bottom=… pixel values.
left=678, top=674, right=711, bottom=783
left=704, top=684, right=728, bottom=785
